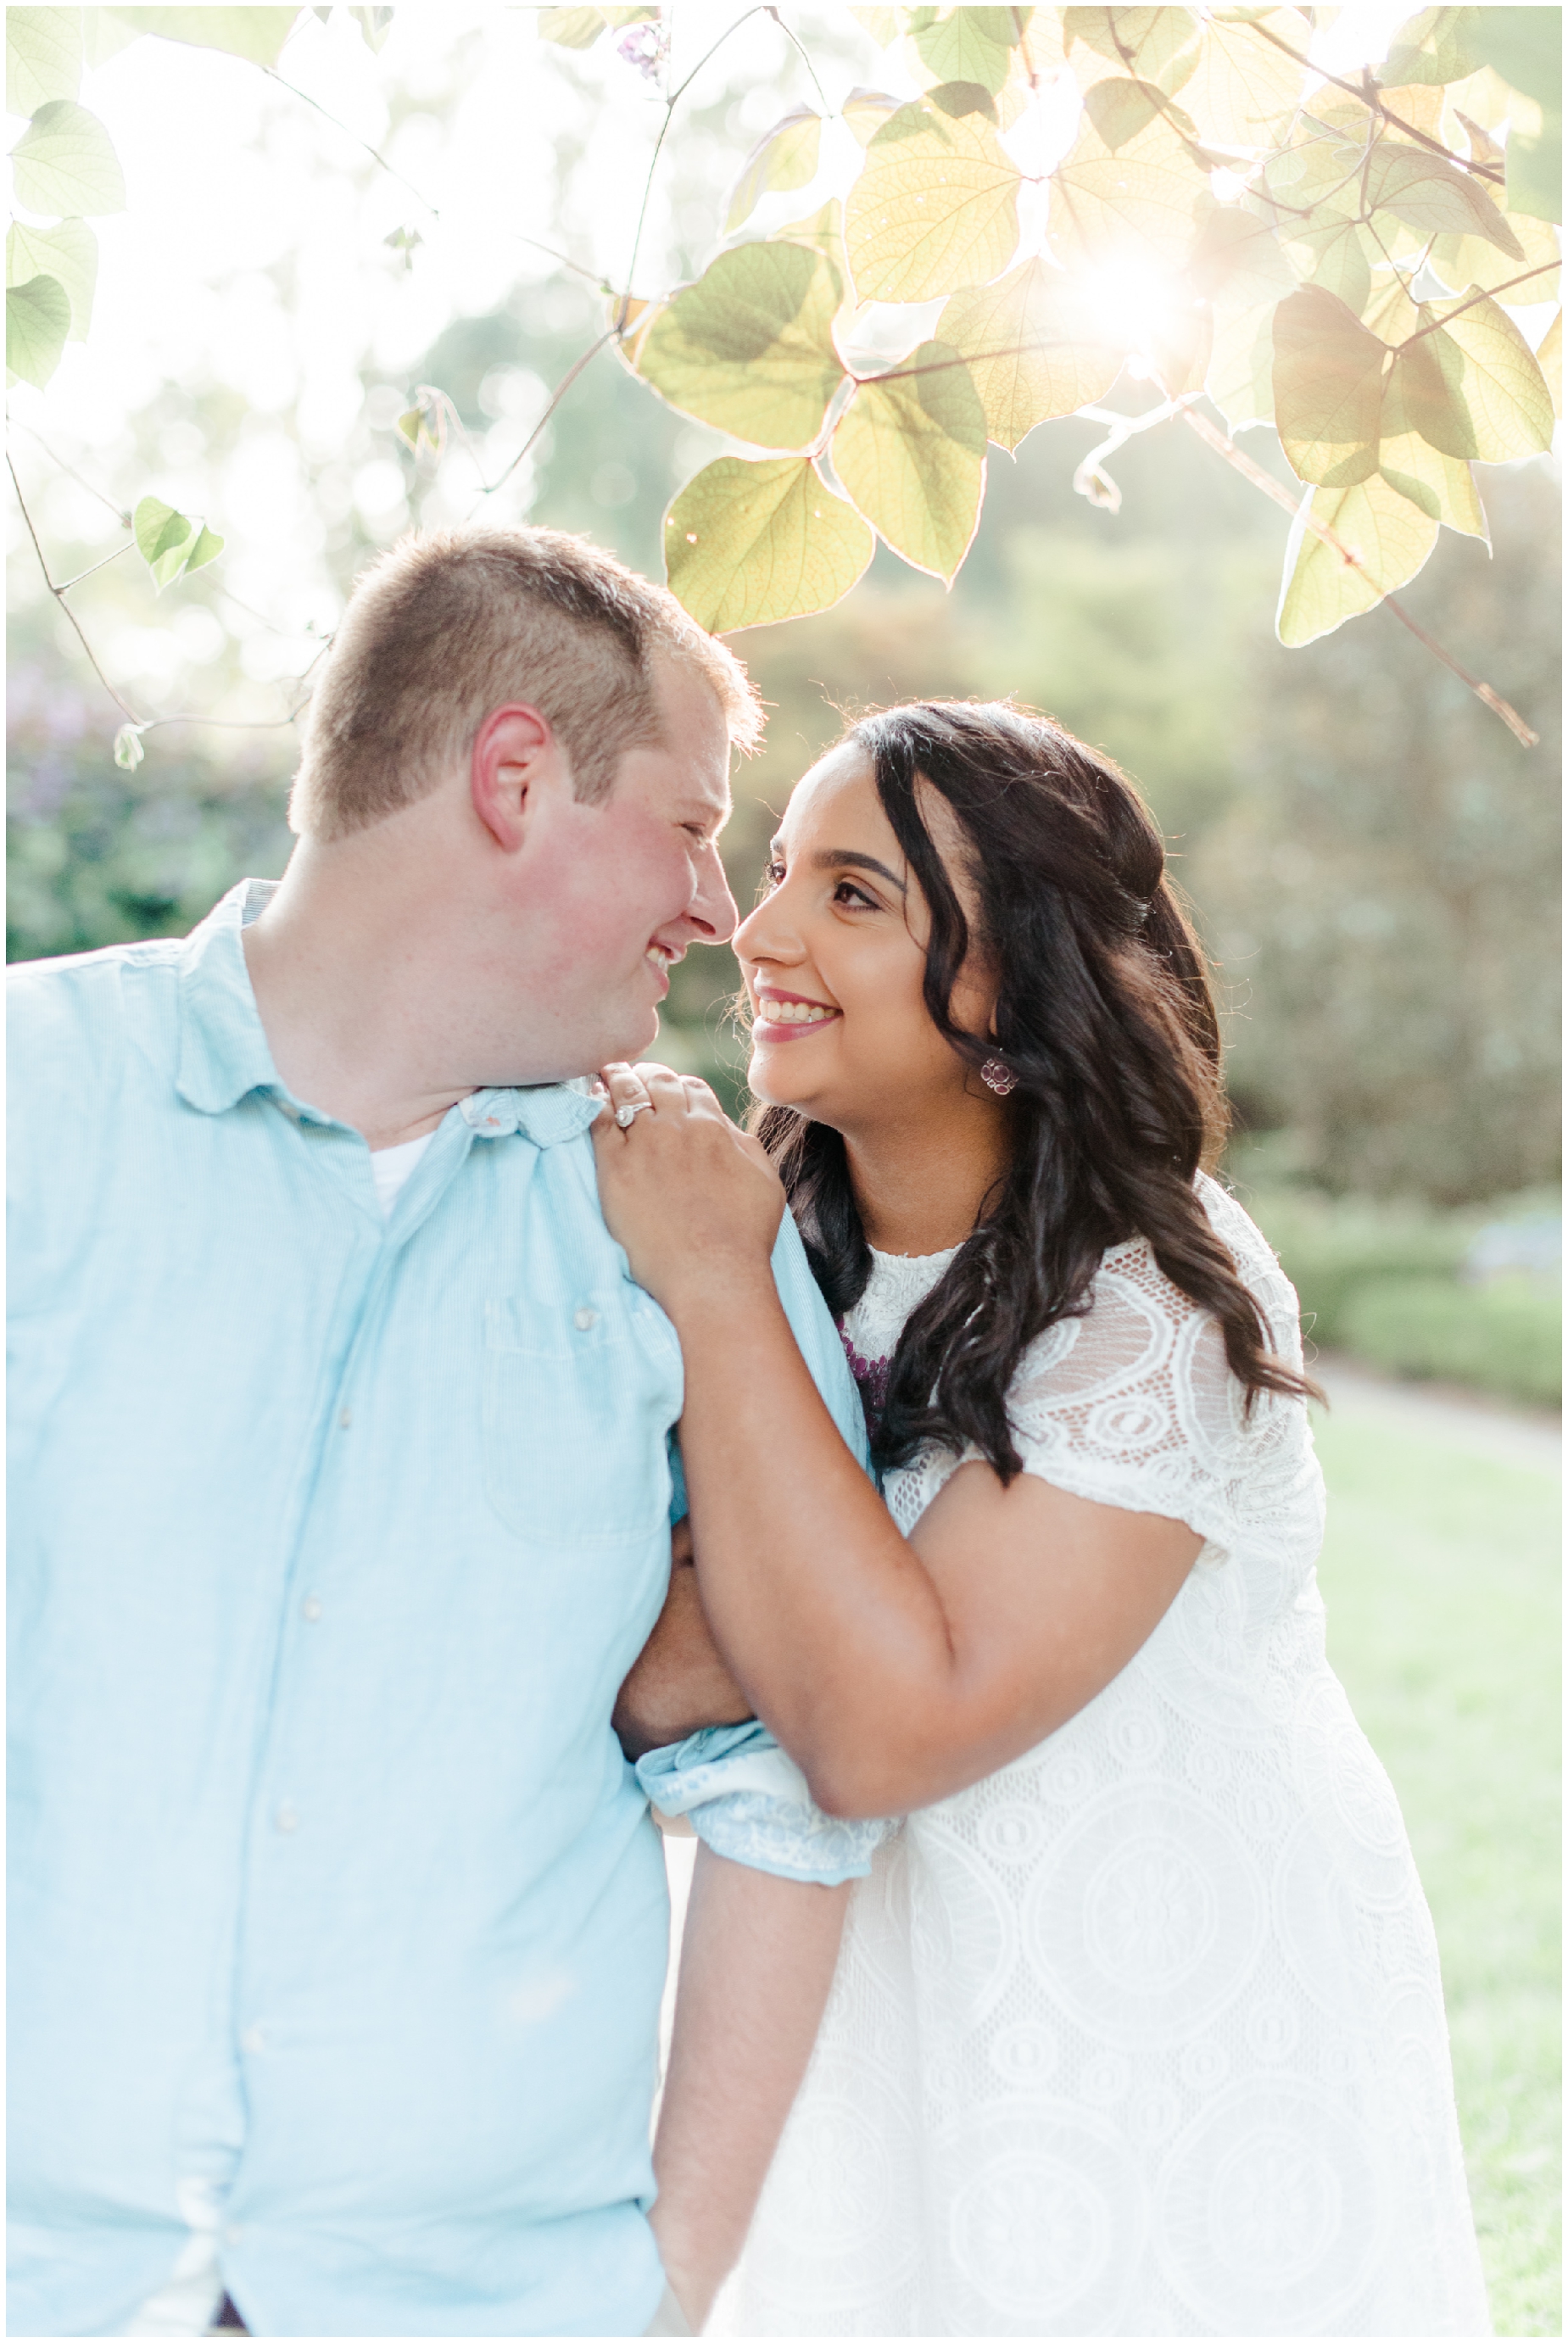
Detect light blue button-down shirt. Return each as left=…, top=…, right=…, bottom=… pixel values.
left=7, top=879, right=872, bottom=2340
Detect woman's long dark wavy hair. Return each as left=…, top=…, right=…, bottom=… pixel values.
left=753, top=701, right=1320, bottom=1481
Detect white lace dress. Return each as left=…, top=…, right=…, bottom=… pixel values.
left=715, top=1174, right=1490, bottom=2338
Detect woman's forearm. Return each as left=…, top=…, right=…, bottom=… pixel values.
left=670, top=1273, right=959, bottom=1809
left=652, top=1847, right=852, bottom=2329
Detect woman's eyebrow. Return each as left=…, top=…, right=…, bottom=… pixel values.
left=811, top=849, right=907, bottom=894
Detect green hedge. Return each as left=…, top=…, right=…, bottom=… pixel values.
left=1241, top=1184, right=1561, bottom=1409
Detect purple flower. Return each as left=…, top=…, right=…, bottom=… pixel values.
left=838, top=1326, right=891, bottom=1442
left=616, top=19, right=667, bottom=81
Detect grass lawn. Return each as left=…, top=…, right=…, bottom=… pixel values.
left=1312, top=1407, right=1561, bottom=2337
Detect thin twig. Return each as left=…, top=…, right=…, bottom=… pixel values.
left=1180, top=408, right=1539, bottom=747
left=56, top=541, right=136, bottom=593
left=466, top=327, right=617, bottom=511
left=622, top=4, right=769, bottom=315
left=8, top=455, right=144, bottom=726
left=1396, top=262, right=1562, bottom=346
left=263, top=65, right=440, bottom=217
left=764, top=7, right=830, bottom=113
left=8, top=420, right=132, bottom=523
left=1242, top=19, right=1507, bottom=186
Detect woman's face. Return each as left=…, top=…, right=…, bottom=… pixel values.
left=734, top=743, right=996, bottom=1131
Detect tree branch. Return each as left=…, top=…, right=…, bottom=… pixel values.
left=1242, top=20, right=1507, bottom=186
left=1180, top=409, right=1540, bottom=747
left=8, top=455, right=145, bottom=727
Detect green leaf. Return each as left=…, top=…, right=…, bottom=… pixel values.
left=1277, top=472, right=1439, bottom=647
left=845, top=94, right=1022, bottom=302
left=5, top=273, right=70, bottom=388
left=847, top=6, right=901, bottom=47
left=725, top=109, right=822, bottom=235
left=1272, top=286, right=1388, bottom=487
left=1376, top=343, right=1488, bottom=540
left=1537, top=309, right=1562, bottom=418
left=1178, top=7, right=1313, bottom=151
left=9, top=101, right=126, bottom=217
left=936, top=259, right=1123, bottom=449
left=1281, top=215, right=1375, bottom=315
left=350, top=6, right=394, bottom=51
left=832, top=338, right=987, bottom=580
left=537, top=7, right=610, bottom=44
left=1049, top=92, right=1209, bottom=273
left=843, top=88, right=902, bottom=148
left=103, top=9, right=302, bottom=66
left=1064, top=8, right=1203, bottom=98
left=7, top=218, right=97, bottom=338
left=395, top=406, right=423, bottom=448
left=663, top=456, right=873, bottom=632
left=1380, top=8, right=1481, bottom=89
left=1190, top=204, right=1297, bottom=310
left=908, top=7, right=1018, bottom=97
left=638, top=243, right=847, bottom=452
left=114, top=723, right=147, bottom=772
left=7, top=8, right=81, bottom=113
left=131, top=494, right=224, bottom=590
left=1392, top=287, right=1555, bottom=461
left=1427, top=206, right=1560, bottom=303
left=1465, top=8, right=1559, bottom=108
left=1082, top=75, right=1166, bottom=153
left=1361, top=142, right=1526, bottom=256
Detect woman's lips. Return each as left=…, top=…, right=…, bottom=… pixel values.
left=751, top=995, right=841, bottom=1044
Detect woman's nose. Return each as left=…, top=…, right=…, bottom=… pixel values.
left=734, top=894, right=802, bottom=965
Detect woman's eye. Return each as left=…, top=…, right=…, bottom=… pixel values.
left=834, top=879, right=877, bottom=909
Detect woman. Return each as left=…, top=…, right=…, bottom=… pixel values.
left=593, top=703, right=1489, bottom=2336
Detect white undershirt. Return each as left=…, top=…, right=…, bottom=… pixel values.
left=370, top=1130, right=435, bottom=1216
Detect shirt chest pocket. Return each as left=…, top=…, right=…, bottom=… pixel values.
left=482, top=1286, right=683, bottom=1545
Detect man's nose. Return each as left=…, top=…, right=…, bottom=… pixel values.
left=687, top=842, right=739, bottom=944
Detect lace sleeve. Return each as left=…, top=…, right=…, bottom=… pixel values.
left=885, top=1175, right=1316, bottom=1559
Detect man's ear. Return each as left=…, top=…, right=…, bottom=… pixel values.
left=471, top=703, right=560, bottom=851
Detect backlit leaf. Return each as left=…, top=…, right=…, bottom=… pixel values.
left=832, top=340, right=987, bottom=579
left=1395, top=287, right=1555, bottom=461
left=1147, top=298, right=1214, bottom=396
left=349, top=6, right=394, bottom=51
left=663, top=456, right=873, bottom=632
left=936, top=259, right=1123, bottom=449
left=843, top=88, right=901, bottom=148
left=638, top=243, right=846, bottom=452
left=908, top=7, right=1018, bottom=98
left=1427, top=208, right=1560, bottom=303
left=9, top=102, right=126, bottom=217
left=1049, top=95, right=1209, bottom=273
left=725, top=109, right=823, bottom=235
left=132, top=494, right=225, bottom=590
left=1273, top=286, right=1388, bottom=487
left=104, top=9, right=301, bottom=66
left=845, top=94, right=1022, bottom=301
left=7, top=218, right=97, bottom=339
left=1063, top=8, right=1203, bottom=98
left=1281, top=215, right=1375, bottom=315
left=1362, top=142, right=1525, bottom=255
left=537, top=8, right=610, bottom=44
left=1381, top=8, right=1481, bottom=89
left=1536, top=309, right=1562, bottom=417
left=1082, top=76, right=1167, bottom=153
left=775, top=198, right=849, bottom=279
left=5, top=273, right=70, bottom=388
left=1277, top=471, right=1439, bottom=647
left=847, top=6, right=900, bottom=47
left=1189, top=203, right=1296, bottom=311
left=1179, top=8, right=1313, bottom=151
left=7, top=8, right=81, bottom=114
left=1377, top=347, right=1487, bottom=539
left=1467, top=7, right=1560, bottom=223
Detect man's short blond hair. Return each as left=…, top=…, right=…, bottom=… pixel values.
left=289, top=525, right=762, bottom=841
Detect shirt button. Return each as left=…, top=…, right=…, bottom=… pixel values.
left=573, top=1307, right=599, bottom=1331
left=302, top=1595, right=323, bottom=1622
left=242, top=2024, right=265, bottom=2055
left=338, top=1407, right=352, bottom=1429
left=275, top=1803, right=299, bottom=1834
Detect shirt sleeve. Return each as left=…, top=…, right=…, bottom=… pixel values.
left=640, top=1209, right=894, bottom=1886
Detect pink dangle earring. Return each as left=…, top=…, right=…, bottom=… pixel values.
left=980, top=1055, right=1017, bottom=1096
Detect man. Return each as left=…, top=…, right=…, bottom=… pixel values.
left=8, top=527, right=866, bottom=2337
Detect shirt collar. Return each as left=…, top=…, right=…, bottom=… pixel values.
left=175, top=879, right=282, bottom=1114
left=176, top=879, right=605, bottom=1149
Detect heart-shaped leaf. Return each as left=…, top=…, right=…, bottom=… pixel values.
left=725, top=109, right=823, bottom=235
left=7, top=219, right=98, bottom=339
left=6, top=273, right=71, bottom=389
left=832, top=340, right=987, bottom=579
left=7, top=8, right=81, bottom=114
left=1273, top=286, right=1388, bottom=486
left=638, top=243, right=847, bottom=451
left=104, top=8, right=302, bottom=66
left=937, top=259, right=1124, bottom=449
left=1277, top=471, right=1440, bottom=647
left=663, top=456, right=873, bottom=632
left=845, top=94, right=1022, bottom=301
left=9, top=101, right=126, bottom=217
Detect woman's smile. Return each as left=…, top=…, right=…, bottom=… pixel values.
left=752, top=985, right=842, bottom=1042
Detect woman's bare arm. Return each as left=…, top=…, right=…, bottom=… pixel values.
left=653, top=1849, right=851, bottom=2329
left=592, top=1071, right=1199, bottom=1818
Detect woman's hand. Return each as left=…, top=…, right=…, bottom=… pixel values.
left=590, top=1063, right=785, bottom=1319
